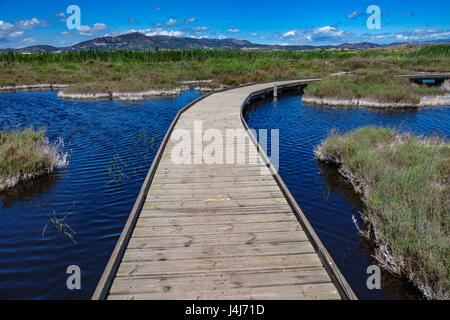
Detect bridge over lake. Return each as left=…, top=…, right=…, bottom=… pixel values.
left=92, top=80, right=356, bottom=300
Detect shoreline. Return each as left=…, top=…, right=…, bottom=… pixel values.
left=314, top=147, right=431, bottom=299
left=0, top=83, right=69, bottom=92
left=57, top=86, right=190, bottom=101
left=0, top=82, right=228, bottom=101
left=303, top=93, right=450, bottom=108
left=0, top=170, right=53, bottom=192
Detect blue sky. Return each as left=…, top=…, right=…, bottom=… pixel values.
left=0, top=0, right=449, bottom=48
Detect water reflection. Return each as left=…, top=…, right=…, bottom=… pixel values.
left=0, top=172, right=62, bottom=209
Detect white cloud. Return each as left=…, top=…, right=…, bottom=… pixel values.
left=78, top=23, right=108, bottom=36
left=9, top=31, right=24, bottom=38
left=130, top=28, right=184, bottom=37
left=0, top=20, right=14, bottom=31
left=280, top=26, right=349, bottom=43
left=393, top=29, right=450, bottom=41
left=218, top=35, right=226, bottom=39
left=283, top=30, right=296, bottom=37
left=0, top=18, right=49, bottom=45
left=192, top=26, right=210, bottom=32
left=347, top=11, right=358, bottom=19
left=346, top=11, right=367, bottom=19
left=165, top=18, right=178, bottom=27
left=150, top=30, right=183, bottom=37
left=183, top=17, right=196, bottom=24
left=227, top=28, right=240, bottom=33
left=276, top=25, right=450, bottom=45
left=17, top=18, right=48, bottom=29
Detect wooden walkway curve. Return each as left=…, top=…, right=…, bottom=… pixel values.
left=93, top=80, right=356, bottom=300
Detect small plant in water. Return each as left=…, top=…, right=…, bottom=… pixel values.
left=106, top=133, right=158, bottom=185
left=106, top=154, right=129, bottom=184
left=42, top=207, right=77, bottom=244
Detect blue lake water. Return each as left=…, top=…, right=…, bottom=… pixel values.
left=0, top=90, right=201, bottom=299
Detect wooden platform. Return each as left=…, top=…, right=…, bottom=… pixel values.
left=396, top=72, right=450, bottom=84
left=93, top=80, right=356, bottom=300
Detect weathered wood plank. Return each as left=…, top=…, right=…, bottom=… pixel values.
left=108, top=283, right=340, bottom=300
left=116, top=253, right=323, bottom=277
left=122, top=242, right=315, bottom=262
left=132, top=221, right=302, bottom=237
left=127, top=230, right=310, bottom=249
left=109, top=268, right=331, bottom=295
left=139, top=205, right=293, bottom=216
left=142, top=198, right=289, bottom=210
left=135, top=212, right=296, bottom=226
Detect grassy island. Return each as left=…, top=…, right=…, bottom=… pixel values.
left=303, top=71, right=445, bottom=105
left=315, top=126, right=449, bottom=299
left=0, top=45, right=449, bottom=103
left=0, top=128, right=68, bottom=191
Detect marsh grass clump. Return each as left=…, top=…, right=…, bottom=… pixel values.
left=315, top=126, right=449, bottom=299
left=0, top=128, right=68, bottom=191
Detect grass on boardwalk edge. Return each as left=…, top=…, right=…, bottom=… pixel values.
left=0, top=128, right=68, bottom=191
left=315, top=126, right=449, bottom=299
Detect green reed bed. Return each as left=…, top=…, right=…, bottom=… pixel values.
left=0, top=45, right=448, bottom=98
left=315, top=126, right=449, bottom=299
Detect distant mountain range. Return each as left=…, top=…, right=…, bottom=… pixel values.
left=2, top=32, right=449, bottom=53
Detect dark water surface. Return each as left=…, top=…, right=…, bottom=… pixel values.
left=245, top=93, right=449, bottom=300
left=0, top=90, right=201, bottom=299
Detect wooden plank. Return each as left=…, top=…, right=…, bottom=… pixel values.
left=127, top=230, right=310, bottom=249
left=146, top=191, right=285, bottom=202
left=147, top=185, right=281, bottom=195
left=139, top=205, right=293, bottom=216
left=109, top=268, right=331, bottom=295
left=115, top=253, right=323, bottom=277
left=108, top=283, right=340, bottom=300
left=135, top=212, right=297, bottom=226
left=132, top=221, right=301, bottom=237
left=142, top=198, right=289, bottom=210
left=122, top=242, right=315, bottom=262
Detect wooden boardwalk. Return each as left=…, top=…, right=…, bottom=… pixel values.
left=93, top=80, right=356, bottom=300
